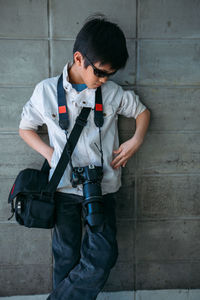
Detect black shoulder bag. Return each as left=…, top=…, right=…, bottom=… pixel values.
left=8, top=74, right=92, bottom=229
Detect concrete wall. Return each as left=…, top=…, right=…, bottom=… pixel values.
left=0, top=0, right=200, bottom=296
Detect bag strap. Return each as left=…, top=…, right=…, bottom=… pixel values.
left=44, top=106, right=91, bottom=193
left=41, top=159, right=51, bottom=173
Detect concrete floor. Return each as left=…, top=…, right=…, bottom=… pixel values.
left=1, top=290, right=200, bottom=300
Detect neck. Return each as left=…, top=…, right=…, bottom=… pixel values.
left=68, top=63, right=84, bottom=84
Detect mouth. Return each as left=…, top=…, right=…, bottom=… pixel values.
left=94, top=83, right=102, bottom=87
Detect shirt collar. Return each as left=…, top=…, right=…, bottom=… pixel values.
left=62, top=62, right=73, bottom=92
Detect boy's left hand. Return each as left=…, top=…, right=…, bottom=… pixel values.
left=110, top=136, right=143, bottom=169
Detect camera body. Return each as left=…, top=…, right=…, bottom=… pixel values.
left=71, top=165, right=104, bottom=227
left=71, top=164, right=103, bottom=187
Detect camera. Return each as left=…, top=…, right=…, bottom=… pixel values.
left=71, top=164, right=104, bottom=227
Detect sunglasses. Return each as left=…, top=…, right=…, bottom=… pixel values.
left=84, top=54, right=117, bottom=78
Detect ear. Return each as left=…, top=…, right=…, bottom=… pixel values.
left=73, top=51, right=84, bottom=67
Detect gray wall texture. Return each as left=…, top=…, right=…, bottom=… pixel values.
left=0, top=0, right=200, bottom=296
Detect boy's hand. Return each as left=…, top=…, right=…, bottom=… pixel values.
left=110, top=136, right=143, bottom=169
left=111, top=109, right=150, bottom=169
left=47, top=147, right=54, bottom=167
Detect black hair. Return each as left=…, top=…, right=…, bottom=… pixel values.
left=73, top=16, right=129, bottom=71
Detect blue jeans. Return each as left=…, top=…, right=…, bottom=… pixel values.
left=47, top=191, right=118, bottom=300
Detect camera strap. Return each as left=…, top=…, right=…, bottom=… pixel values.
left=57, top=74, right=69, bottom=130
left=57, top=74, right=104, bottom=131
left=94, top=86, right=104, bottom=128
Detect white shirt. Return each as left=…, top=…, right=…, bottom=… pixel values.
left=19, top=63, right=146, bottom=195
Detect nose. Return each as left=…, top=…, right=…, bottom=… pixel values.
left=99, top=77, right=108, bottom=83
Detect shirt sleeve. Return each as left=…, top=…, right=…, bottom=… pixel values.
left=19, top=83, right=44, bottom=130
left=117, top=86, right=146, bottom=119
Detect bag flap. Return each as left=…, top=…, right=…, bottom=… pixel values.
left=8, top=168, right=49, bottom=203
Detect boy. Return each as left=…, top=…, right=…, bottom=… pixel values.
left=19, top=17, right=150, bottom=300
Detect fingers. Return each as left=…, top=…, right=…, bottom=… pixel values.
left=111, top=157, right=127, bottom=169
left=122, top=161, right=127, bottom=168
left=111, top=137, right=142, bottom=169
left=111, top=147, right=122, bottom=166
left=111, top=150, right=128, bottom=169
left=113, top=147, right=122, bottom=155
left=111, top=145, right=134, bottom=169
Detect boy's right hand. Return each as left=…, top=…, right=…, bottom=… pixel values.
left=47, top=147, right=54, bottom=167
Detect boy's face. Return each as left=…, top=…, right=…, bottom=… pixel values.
left=73, top=52, right=117, bottom=89
left=83, top=61, right=116, bottom=89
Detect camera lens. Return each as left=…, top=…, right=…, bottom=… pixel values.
left=83, top=181, right=104, bottom=227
